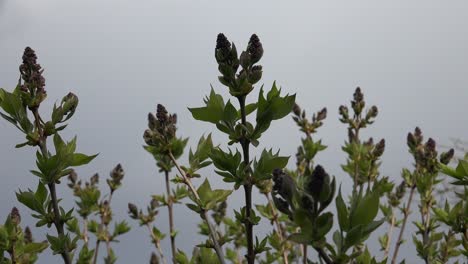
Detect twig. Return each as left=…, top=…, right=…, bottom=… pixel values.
left=265, top=193, right=289, bottom=264
left=383, top=211, right=395, bottom=259
left=238, top=95, right=255, bottom=264
left=146, top=223, right=168, bottom=264
left=391, top=186, right=416, bottom=264
left=168, top=152, right=226, bottom=264
left=164, top=170, right=177, bottom=262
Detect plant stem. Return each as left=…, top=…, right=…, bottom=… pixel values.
left=83, top=217, right=89, bottom=246
left=265, top=193, right=289, bottom=264
left=313, top=246, right=333, bottom=264
left=303, top=245, right=307, bottom=264
left=383, top=211, right=395, bottom=259
left=238, top=96, right=255, bottom=264
left=146, top=223, right=168, bottom=264
left=391, top=186, right=416, bottom=264
left=164, top=170, right=177, bottom=262
left=32, top=109, right=71, bottom=264
left=92, top=240, right=100, bottom=264
left=168, top=152, right=226, bottom=264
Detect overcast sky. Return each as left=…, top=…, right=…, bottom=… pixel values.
left=0, top=1, right=467, bottom=263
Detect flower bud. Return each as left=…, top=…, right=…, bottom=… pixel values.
left=90, top=173, right=99, bottom=185
left=68, top=170, right=78, bottom=184
left=239, top=51, right=251, bottom=69
left=24, top=226, right=33, bottom=243
left=440, top=148, right=455, bottom=165
left=61, top=92, right=78, bottom=115
left=353, top=87, right=364, bottom=102
left=247, top=34, right=263, bottom=64
left=366, top=105, right=378, bottom=120
left=272, top=169, right=296, bottom=204
left=215, top=33, right=231, bottom=64
left=339, top=105, right=349, bottom=121
left=316, top=107, right=327, bottom=121
left=373, top=139, right=386, bottom=157
left=128, top=203, right=139, bottom=218
left=150, top=252, right=160, bottom=264
left=10, top=207, right=21, bottom=225
left=305, top=165, right=329, bottom=201
left=248, top=65, right=262, bottom=84
left=148, top=113, right=157, bottom=130
left=292, top=103, right=301, bottom=117
left=150, top=198, right=159, bottom=210
left=156, top=104, right=168, bottom=123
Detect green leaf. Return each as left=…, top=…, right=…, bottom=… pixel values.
left=350, top=191, right=379, bottom=228
left=189, top=88, right=225, bottom=124
left=336, top=187, right=349, bottom=231
left=70, top=153, right=98, bottom=166
left=20, top=242, right=49, bottom=255
left=253, top=82, right=296, bottom=139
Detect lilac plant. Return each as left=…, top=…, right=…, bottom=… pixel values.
left=0, top=36, right=466, bottom=264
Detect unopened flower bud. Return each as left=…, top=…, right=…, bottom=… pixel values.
left=247, top=34, right=263, bottom=64
left=156, top=104, right=168, bottom=123
left=440, top=148, right=455, bottom=165
left=366, top=105, right=378, bottom=119
left=111, top=164, right=124, bottom=181
left=24, top=226, right=33, bottom=243
left=68, top=170, right=78, bottom=184
left=396, top=181, right=406, bottom=200
left=10, top=207, right=21, bottom=225
left=150, top=252, right=160, bottom=264
left=248, top=65, right=262, bottom=84
left=128, top=203, right=139, bottom=218
left=316, top=107, right=327, bottom=121
left=424, top=138, right=437, bottom=158
left=215, top=33, right=231, bottom=64
left=339, top=105, right=349, bottom=120
left=239, top=51, right=251, bottom=69
left=272, top=169, right=296, bottom=203
left=148, top=113, right=157, bottom=130
left=150, top=198, right=159, bottom=210
left=407, top=132, right=417, bottom=150
left=292, top=103, right=301, bottom=116
left=373, top=139, right=386, bottom=157
left=62, top=92, right=78, bottom=114
left=143, top=129, right=153, bottom=145
left=353, top=87, right=364, bottom=102
left=90, top=173, right=99, bottom=185
left=306, top=165, right=328, bottom=200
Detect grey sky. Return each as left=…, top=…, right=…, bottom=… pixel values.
left=1, top=0, right=467, bottom=263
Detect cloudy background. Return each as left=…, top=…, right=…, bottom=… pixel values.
left=0, top=0, right=467, bottom=263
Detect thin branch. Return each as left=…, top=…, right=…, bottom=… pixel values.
left=238, top=95, right=255, bottom=264
left=168, top=152, right=226, bottom=264
left=391, top=186, right=416, bottom=264
left=146, top=223, right=168, bottom=264
left=383, top=211, right=395, bottom=259
left=313, top=246, right=333, bottom=264
left=265, top=193, right=289, bottom=264
left=164, top=170, right=177, bottom=262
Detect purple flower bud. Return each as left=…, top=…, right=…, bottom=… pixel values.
left=247, top=34, right=263, bottom=64
left=24, top=226, right=33, bottom=243
left=440, top=148, right=455, bottom=165
left=10, top=207, right=21, bottom=225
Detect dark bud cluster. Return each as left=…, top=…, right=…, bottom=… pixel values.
left=19, top=47, right=47, bottom=109
left=292, top=103, right=327, bottom=135
left=144, top=104, right=178, bottom=152
left=388, top=181, right=407, bottom=207
left=10, top=207, right=21, bottom=226
left=24, top=226, right=33, bottom=243
left=128, top=198, right=159, bottom=225
left=215, top=33, right=263, bottom=96
left=108, top=163, right=125, bottom=194
left=372, top=139, right=386, bottom=158
left=439, top=148, right=455, bottom=165
left=304, top=165, right=334, bottom=204
left=351, top=87, right=365, bottom=115
left=247, top=34, right=264, bottom=65
left=407, top=128, right=441, bottom=174
left=150, top=252, right=160, bottom=264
